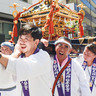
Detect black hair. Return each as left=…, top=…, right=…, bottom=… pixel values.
left=86, top=42, right=96, bottom=55
left=37, top=42, right=45, bottom=50
left=19, top=23, right=42, bottom=41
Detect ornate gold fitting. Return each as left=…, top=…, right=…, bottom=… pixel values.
left=89, top=82, right=92, bottom=87
left=46, top=15, right=50, bottom=20
left=12, top=10, right=18, bottom=17
left=9, top=31, right=12, bottom=35
left=59, top=75, right=64, bottom=83
left=14, top=20, right=18, bottom=24
left=42, top=27, right=45, bottom=32
left=23, top=7, right=27, bottom=11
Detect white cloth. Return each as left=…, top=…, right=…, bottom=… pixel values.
left=0, top=65, right=16, bottom=88
left=51, top=56, right=92, bottom=96
left=0, top=89, right=17, bottom=96
left=0, top=62, right=17, bottom=96
left=75, top=54, right=96, bottom=96
left=6, top=49, right=52, bottom=96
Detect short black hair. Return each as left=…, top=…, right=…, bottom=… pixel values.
left=19, top=23, right=42, bottom=40
left=86, top=42, right=96, bottom=55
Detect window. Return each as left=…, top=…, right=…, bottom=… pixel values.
left=20, top=0, right=28, bottom=2
left=0, top=23, right=2, bottom=33
left=3, top=23, right=13, bottom=40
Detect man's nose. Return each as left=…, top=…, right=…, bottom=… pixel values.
left=60, top=46, right=65, bottom=51
left=20, top=39, right=25, bottom=43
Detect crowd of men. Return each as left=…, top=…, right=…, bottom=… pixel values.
left=0, top=23, right=96, bottom=96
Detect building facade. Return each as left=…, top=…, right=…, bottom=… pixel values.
left=0, top=0, right=31, bottom=43
left=66, top=0, right=96, bottom=36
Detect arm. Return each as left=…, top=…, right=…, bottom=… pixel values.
left=40, top=38, right=48, bottom=47
left=0, top=53, right=9, bottom=68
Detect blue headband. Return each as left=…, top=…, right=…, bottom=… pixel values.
left=1, top=42, right=14, bottom=52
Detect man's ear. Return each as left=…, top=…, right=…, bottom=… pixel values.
left=35, top=39, right=40, bottom=46
left=95, top=55, right=96, bottom=58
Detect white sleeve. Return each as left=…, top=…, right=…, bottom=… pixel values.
left=7, top=51, right=51, bottom=80
left=73, top=59, right=92, bottom=96
left=74, top=54, right=84, bottom=65
left=6, top=57, right=16, bottom=76
left=0, top=64, right=3, bottom=70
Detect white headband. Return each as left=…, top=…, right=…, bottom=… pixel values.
left=54, top=39, right=72, bottom=48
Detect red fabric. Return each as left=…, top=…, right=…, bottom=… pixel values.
left=77, top=12, right=84, bottom=37
left=13, top=24, right=18, bottom=37
left=49, top=20, right=54, bottom=34
left=65, top=30, right=68, bottom=37
left=79, top=24, right=84, bottom=36
left=43, top=1, right=60, bottom=35
left=13, top=12, right=21, bottom=37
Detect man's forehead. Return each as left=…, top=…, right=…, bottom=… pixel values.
left=55, top=39, right=72, bottom=48
left=19, top=34, right=32, bottom=38
left=1, top=46, right=11, bottom=50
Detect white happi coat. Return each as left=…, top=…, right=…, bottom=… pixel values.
left=6, top=49, right=52, bottom=96
left=0, top=62, right=17, bottom=96
left=51, top=55, right=92, bottom=96
left=75, top=54, right=96, bottom=96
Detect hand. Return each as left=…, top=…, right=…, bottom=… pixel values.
left=11, top=43, right=22, bottom=58
left=41, top=39, right=48, bottom=47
